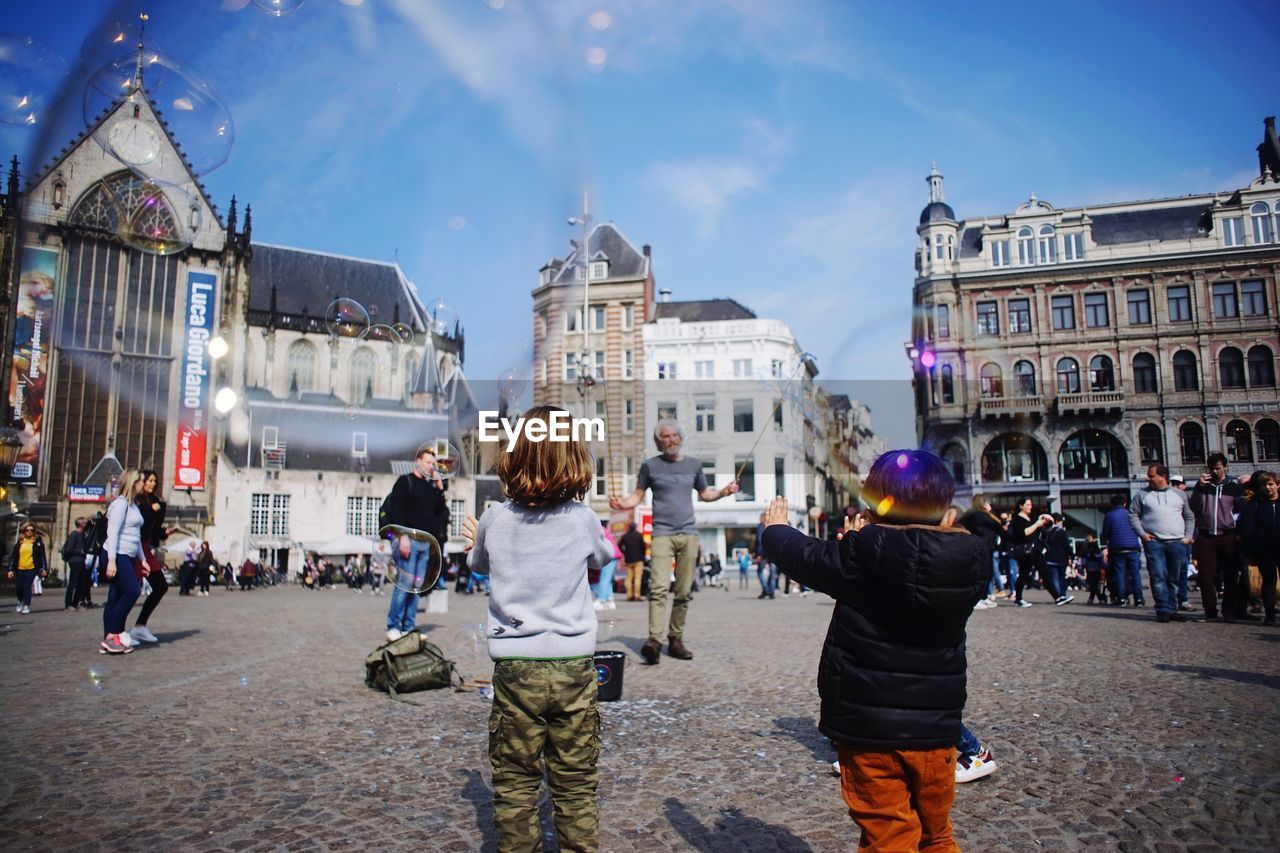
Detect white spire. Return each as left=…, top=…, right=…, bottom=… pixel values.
left=927, top=162, right=944, bottom=204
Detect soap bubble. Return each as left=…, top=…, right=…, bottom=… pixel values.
left=452, top=623, right=485, bottom=654
left=110, top=176, right=202, bottom=256
left=214, top=387, right=238, bottom=414
left=250, top=0, right=307, bottom=16
left=88, top=666, right=104, bottom=693
left=425, top=297, right=458, bottom=336
left=0, top=35, right=69, bottom=127
left=392, top=322, right=415, bottom=344
left=325, top=298, right=370, bottom=339
left=497, top=368, right=527, bottom=402
left=238, top=675, right=249, bottom=688
left=383, top=532, right=443, bottom=595
left=428, top=439, right=462, bottom=479
left=83, top=52, right=235, bottom=178
left=79, top=19, right=144, bottom=72
left=359, top=324, right=400, bottom=345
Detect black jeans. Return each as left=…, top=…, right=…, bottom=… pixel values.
left=1259, top=556, right=1278, bottom=620
left=65, top=559, right=85, bottom=608
left=1015, top=555, right=1060, bottom=602
left=137, top=568, right=168, bottom=625
left=1086, top=568, right=1105, bottom=602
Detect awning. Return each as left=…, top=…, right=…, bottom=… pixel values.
left=311, top=534, right=376, bottom=556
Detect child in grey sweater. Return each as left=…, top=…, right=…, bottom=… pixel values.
left=462, top=405, right=614, bottom=852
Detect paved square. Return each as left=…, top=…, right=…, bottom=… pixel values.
left=2, top=582, right=1278, bottom=851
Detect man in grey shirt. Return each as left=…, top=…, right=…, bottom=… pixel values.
left=610, top=419, right=738, bottom=664
left=1129, top=463, right=1195, bottom=623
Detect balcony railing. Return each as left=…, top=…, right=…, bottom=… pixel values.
left=1056, top=390, right=1125, bottom=414
left=979, top=395, right=1044, bottom=418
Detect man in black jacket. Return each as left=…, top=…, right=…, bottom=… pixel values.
left=762, top=449, right=985, bottom=850
left=61, top=517, right=89, bottom=611
left=618, top=523, right=646, bottom=602
left=384, top=443, right=449, bottom=641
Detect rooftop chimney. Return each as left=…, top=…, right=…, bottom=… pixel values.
left=659, top=288, right=671, bottom=303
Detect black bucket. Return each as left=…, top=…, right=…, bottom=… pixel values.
left=594, top=650, right=627, bottom=702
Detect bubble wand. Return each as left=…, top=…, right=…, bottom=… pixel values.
left=734, top=353, right=818, bottom=483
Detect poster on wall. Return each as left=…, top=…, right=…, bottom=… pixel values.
left=173, top=270, right=217, bottom=490
left=7, top=246, right=58, bottom=484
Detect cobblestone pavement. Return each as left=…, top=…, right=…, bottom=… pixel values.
left=2, top=580, right=1278, bottom=852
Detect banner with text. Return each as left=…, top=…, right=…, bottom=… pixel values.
left=173, top=270, right=217, bottom=490
left=7, top=246, right=58, bottom=484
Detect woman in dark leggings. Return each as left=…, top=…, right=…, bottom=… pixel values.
left=196, top=542, right=215, bottom=595
left=1009, top=497, right=1060, bottom=607
left=100, top=469, right=147, bottom=654
left=129, top=470, right=171, bottom=644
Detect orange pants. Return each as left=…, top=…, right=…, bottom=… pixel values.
left=836, top=744, right=959, bottom=852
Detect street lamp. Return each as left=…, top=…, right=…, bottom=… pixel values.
left=0, top=428, right=23, bottom=479
left=567, top=195, right=593, bottom=419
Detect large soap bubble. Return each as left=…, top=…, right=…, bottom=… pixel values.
left=0, top=35, right=69, bottom=127
left=425, top=297, right=458, bottom=337
left=325, top=298, right=370, bottom=339
left=83, top=51, right=234, bottom=178
left=250, top=0, right=308, bottom=16
left=110, top=176, right=203, bottom=256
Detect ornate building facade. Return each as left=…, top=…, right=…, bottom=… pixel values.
left=910, top=121, right=1280, bottom=532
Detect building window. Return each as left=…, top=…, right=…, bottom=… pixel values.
left=251, top=493, right=271, bottom=536
left=1051, top=295, right=1075, bottom=330
left=941, top=364, right=954, bottom=403
left=771, top=359, right=784, bottom=378
left=1212, top=282, right=1238, bottom=318
left=350, top=347, right=376, bottom=404
left=1218, top=347, right=1246, bottom=389
left=1058, top=430, right=1126, bottom=479
left=1241, top=280, right=1267, bottom=316
left=1014, top=360, right=1036, bottom=397
left=564, top=352, right=579, bottom=381
left=1133, top=352, right=1158, bottom=393
left=1167, top=285, right=1193, bottom=322
left=1038, top=224, right=1057, bottom=263
left=403, top=353, right=420, bottom=397
left=1089, top=355, right=1115, bottom=391
left=1179, top=422, right=1206, bottom=464
left=1017, top=227, right=1034, bottom=265
left=622, top=349, right=633, bottom=380
left=772, top=402, right=783, bottom=431
left=1008, top=298, right=1031, bottom=333
left=1224, top=419, right=1253, bottom=464
left=936, top=305, right=950, bottom=339
left=352, top=432, right=368, bottom=456
left=621, top=303, right=633, bottom=330
left=1248, top=345, right=1276, bottom=387
left=774, top=456, right=786, bottom=499
left=1252, top=202, right=1273, bottom=243
left=734, top=455, right=755, bottom=501
left=733, top=399, right=753, bottom=432
left=1127, top=289, right=1151, bottom=325
left=623, top=457, right=636, bottom=493
left=270, top=495, right=290, bottom=537
left=980, top=433, right=1047, bottom=482
left=976, top=301, right=1000, bottom=336
left=592, top=457, right=606, bottom=498
left=1223, top=216, right=1244, bottom=247
left=991, top=238, right=1010, bottom=267
left=1056, top=357, right=1080, bottom=394
left=347, top=496, right=374, bottom=535
left=590, top=262, right=607, bottom=281
left=657, top=401, right=678, bottom=422
left=590, top=305, right=606, bottom=331
left=593, top=351, right=605, bottom=379
left=623, top=398, right=634, bottom=432
left=933, top=234, right=944, bottom=260
left=286, top=339, right=317, bottom=393
left=657, top=361, right=677, bottom=380
left=1173, top=350, right=1198, bottom=391
left=695, top=458, right=715, bottom=489
left=695, top=398, right=715, bottom=432
left=364, top=494, right=378, bottom=536
left=1138, top=424, right=1163, bottom=464
left=565, top=307, right=582, bottom=333
left=732, top=358, right=752, bottom=378
left=980, top=363, right=1003, bottom=399
left=1063, top=232, right=1085, bottom=261
left=695, top=360, right=714, bottom=379
left=1084, top=292, right=1109, bottom=328
left=450, top=499, right=466, bottom=537
left=1257, top=418, right=1280, bottom=462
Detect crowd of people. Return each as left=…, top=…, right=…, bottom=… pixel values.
left=954, top=454, right=1279, bottom=625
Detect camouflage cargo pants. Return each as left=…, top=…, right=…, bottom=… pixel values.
left=489, top=657, right=601, bottom=852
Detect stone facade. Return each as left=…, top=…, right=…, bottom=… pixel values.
left=910, top=129, right=1280, bottom=531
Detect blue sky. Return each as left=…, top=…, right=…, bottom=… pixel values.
left=3, top=0, right=1277, bottom=447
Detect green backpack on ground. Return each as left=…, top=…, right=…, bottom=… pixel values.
left=364, top=632, right=461, bottom=703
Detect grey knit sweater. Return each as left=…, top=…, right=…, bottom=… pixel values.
left=466, top=500, right=613, bottom=660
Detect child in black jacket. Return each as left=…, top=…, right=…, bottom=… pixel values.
left=763, top=449, right=986, bottom=850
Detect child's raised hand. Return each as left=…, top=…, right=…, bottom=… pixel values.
left=461, top=516, right=479, bottom=552
left=763, top=496, right=789, bottom=527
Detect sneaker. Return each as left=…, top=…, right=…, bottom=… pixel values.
left=593, top=599, right=605, bottom=611
left=117, top=631, right=134, bottom=647
left=605, top=600, right=617, bottom=610
left=973, top=599, right=996, bottom=610
left=130, top=625, right=159, bottom=644
left=1055, top=595, right=1074, bottom=607
left=385, top=628, right=403, bottom=643
left=1017, top=600, right=1033, bottom=608
left=955, top=749, right=997, bottom=783
left=831, top=759, right=842, bottom=777
left=1178, top=602, right=1194, bottom=612
left=99, top=634, right=133, bottom=655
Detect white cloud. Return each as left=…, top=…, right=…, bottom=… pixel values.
left=647, top=157, right=764, bottom=231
